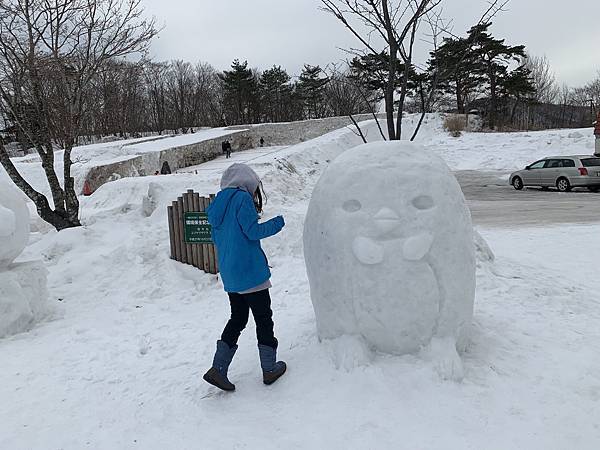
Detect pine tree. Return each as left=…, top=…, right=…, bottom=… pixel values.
left=220, top=60, right=259, bottom=125
left=297, top=65, right=329, bottom=119
left=468, top=23, right=528, bottom=129
left=259, top=66, right=293, bottom=123
left=428, top=37, right=484, bottom=114
left=498, top=64, right=536, bottom=125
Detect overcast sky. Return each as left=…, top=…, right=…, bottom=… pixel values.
left=143, top=0, right=599, bottom=86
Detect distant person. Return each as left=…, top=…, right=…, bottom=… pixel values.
left=221, top=140, right=227, bottom=156
left=225, top=140, right=232, bottom=159
left=203, top=163, right=286, bottom=392
left=160, top=161, right=171, bottom=175
left=260, top=137, right=265, bottom=147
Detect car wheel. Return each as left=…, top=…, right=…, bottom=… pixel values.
left=512, top=176, right=523, bottom=190
left=556, top=177, right=571, bottom=192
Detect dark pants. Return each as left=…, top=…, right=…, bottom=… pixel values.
left=221, top=289, right=277, bottom=349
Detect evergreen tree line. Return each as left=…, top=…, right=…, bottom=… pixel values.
left=349, top=22, right=597, bottom=131
left=427, top=22, right=598, bottom=130
left=70, top=59, right=376, bottom=143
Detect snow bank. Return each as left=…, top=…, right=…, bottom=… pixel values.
left=304, top=141, right=476, bottom=378
left=0, top=261, right=49, bottom=338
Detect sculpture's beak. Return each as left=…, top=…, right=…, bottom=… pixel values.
left=373, top=207, right=401, bottom=234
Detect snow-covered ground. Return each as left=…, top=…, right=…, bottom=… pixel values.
left=177, top=145, right=289, bottom=175
left=1, top=117, right=599, bottom=449
left=0, top=128, right=238, bottom=201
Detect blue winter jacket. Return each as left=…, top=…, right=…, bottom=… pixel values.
left=207, top=164, right=284, bottom=293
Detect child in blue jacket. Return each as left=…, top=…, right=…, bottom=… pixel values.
left=203, top=163, right=286, bottom=391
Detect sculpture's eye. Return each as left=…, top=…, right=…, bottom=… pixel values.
left=342, top=199, right=362, bottom=213
left=412, top=195, right=434, bottom=210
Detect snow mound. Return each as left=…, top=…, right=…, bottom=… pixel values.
left=0, top=261, right=49, bottom=338
left=0, top=180, right=30, bottom=267
left=304, top=141, right=476, bottom=377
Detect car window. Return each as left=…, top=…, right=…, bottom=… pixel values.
left=581, top=158, right=600, bottom=167
left=562, top=159, right=575, bottom=167
left=544, top=159, right=562, bottom=168
left=529, top=160, right=546, bottom=169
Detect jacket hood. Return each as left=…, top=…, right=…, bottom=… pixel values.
left=207, top=164, right=260, bottom=229
left=220, top=163, right=260, bottom=194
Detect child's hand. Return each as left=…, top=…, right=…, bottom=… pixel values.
left=273, top=215, right=285, bottom=230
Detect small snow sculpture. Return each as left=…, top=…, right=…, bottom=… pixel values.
left=0, top=181, right=30, bottom=267
left=303, top=141, right=476, bottom=379
left=0, top=180, right=48, bottom=338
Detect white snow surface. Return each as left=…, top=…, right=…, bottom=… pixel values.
left=0, top=205, right=16, bottom=236
left=0, top=180, right=30, bottom=267
left=126, top=128, right=241, bottom=153
left=1, top=117, right=600, bottom=448
left=0, top=261, right=49, bottom=338
left=304, top=141, right=475, bottom=376
left=0, top=128, right=236, bottom=200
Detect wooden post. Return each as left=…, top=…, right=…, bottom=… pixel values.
left=185, top=190, right=198, bottom=269
left=176, top=196, right=187, bottom=264
left=192, top=192, right=204, bottom=269
left=167, top=206, right=176, bottom=259
left=172, top=200, right=182, bottom=262
left=184, top=192, right=195, bottom=265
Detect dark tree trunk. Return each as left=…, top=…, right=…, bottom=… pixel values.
left=395, top=17, right=418, bottom=141
left=396, top=62, right=411, bottom=140
left=488, top=66, right=497, bottom=130
left=456, top=79, right=464, bottom=114
left=382, top=0, right=397, bottom=140
left=0, top=145, right=80, bottom=231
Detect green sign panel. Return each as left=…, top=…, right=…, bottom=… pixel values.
left=184, top=212, right=212, bottom=244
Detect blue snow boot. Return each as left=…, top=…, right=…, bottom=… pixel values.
left=258, top=341, right=287, bottom=385
left=203, top=340, right=237, bottom=392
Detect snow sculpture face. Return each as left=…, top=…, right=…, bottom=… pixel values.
left=0, top=180, right=30, bottom=267
left=303, top=141, right=475, bottom=356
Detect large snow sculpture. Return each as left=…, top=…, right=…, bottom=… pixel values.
left=0, top=180, right=48, bottom=338
left=304, top=141, right=475, bottom=378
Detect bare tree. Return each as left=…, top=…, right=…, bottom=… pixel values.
left=524, top=54, right=559, bottom=104
left=193, top=62, right=224, bottom=127
left=320, top=0, right=509, bottom=140
left=0, top=0, right=157, bottom=230
left=144, top=61, right=169, bottom=134
left=166, top=60, right=196, bottom=133
left=320, top=0, right=442, bottom=140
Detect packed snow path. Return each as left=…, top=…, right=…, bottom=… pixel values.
left=176, top=145, right=289, bottom=175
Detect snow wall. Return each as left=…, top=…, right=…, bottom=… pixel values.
left=84, top=114, right=386, bottom=193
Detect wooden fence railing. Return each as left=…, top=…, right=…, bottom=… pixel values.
left=167, top=190, right=218, bottom=274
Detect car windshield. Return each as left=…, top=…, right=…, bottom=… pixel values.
left=581, top=158, right=600, bottom=167
left=529, top=161, right=546, bottom=169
